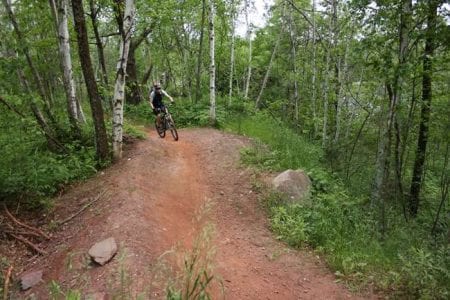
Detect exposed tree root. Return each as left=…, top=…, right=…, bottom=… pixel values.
left=3, top=265, right=13, bottom=300
left=3, top=205, right=50, bottom=240
left=6, top=233, right=47, bottom=256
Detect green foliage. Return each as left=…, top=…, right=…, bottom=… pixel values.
left=224, top=112, right=450, bottom=298
left=225, top=110, right=324, bottom=171
left=174, top=101, right=226, bottom=128
left=271, top=205, right=308, bottom=247
left=398, top=246, right=450, bottom=299
left=125, top=102, right=153, bottom=123
left=0, top=113, right=98, bottom=209
left=123, top=122, right=147, bottom=140
left=0, top=143, right=96, bottom=200
left=166, top=224, right=216, bottom=300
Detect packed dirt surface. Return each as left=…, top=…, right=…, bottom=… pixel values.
left=10, top=128, right=374, bottom=299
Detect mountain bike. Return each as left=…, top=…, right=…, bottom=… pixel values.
left=155, top=105, right=179, bottom=141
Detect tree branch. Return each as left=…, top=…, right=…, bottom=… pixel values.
left=0, top=96, right=26, bottom=118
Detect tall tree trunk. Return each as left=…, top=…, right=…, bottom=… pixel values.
left=49, top=0, right=83, bottom=137
left=125, top=27, right=152, bottom=105
left=409, top=0, right=438, bottom=217
left=208, top=0, right=216, bottom=124
left=195, top=0, right=206, bottom=103
left=141, top=63, right=153, bottom=86
left=126, top=42, right=141, bottom=104
left=228, top=0, right=236, bottom=106
left=322, top=49, right=331, bottom=148
left=288, top=10, right=299, bottom=122
left=255, top=30, right=281, bottom=109
left=311, top=0, right=318, bottom=137
left=112, top=0, right=135, bottom=161
left=72, top=0, right=109, bottom=162
left=244, top=0, right=252, bottom=99
left=371, top=0, right=412, bottom=210
left=334, top=36, right=350, bottom=146
left=89, top=0, right=109, bottom=86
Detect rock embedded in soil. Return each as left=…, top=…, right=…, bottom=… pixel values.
left=20, top=270, right=43, bottom=290
left=88, top=237, right=118, bottom=265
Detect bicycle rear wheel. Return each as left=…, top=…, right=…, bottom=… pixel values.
left=155, top=119, right=165, bottom=138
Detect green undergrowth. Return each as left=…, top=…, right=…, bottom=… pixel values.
left=223, top=108, right=450, bottom=299
left=0, top=112, right=146, bottom=210
left=125, top=99, right=227, bottom=128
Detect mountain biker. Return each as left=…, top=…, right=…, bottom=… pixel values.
left=149, top=83, right=174, bottom=129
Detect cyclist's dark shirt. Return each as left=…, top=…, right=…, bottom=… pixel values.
left=153, top=92, right=163, bottom=108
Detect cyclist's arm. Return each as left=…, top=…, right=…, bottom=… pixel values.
left=149, top=91, right=155, bottom=109
left=162, top=90, right=174, bottom=103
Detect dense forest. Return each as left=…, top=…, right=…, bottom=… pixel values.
left=1, top=0, right=449, bottom=298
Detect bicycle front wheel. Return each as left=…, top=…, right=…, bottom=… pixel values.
left=155, top=119, right=166, bottom=138
left=167, top=116, right=178, bottom=141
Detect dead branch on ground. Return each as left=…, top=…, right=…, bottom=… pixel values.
left=56, top=190, right=106, bottom=226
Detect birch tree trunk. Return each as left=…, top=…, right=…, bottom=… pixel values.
left=322, top=49, right=331, bottom=148
left=72, top=0, right=109, bottom=162
left=244, top=0, right=252, bottom=99
left=255, top=30, right=281, bottom=110
left=195, top=0, right=206, bottom=103
left=333, top=36, right=350, bottom=145
left=208, top=0, right=216, bottom=124
left=50, top=0, right=84, bottom=134
left=228, top=0, right=236, bottom=105
left=311, top=0, right=318, bottom=136
left=112, top=0, right=135, bottom=161
left=288, top=10, right=299, bottom=121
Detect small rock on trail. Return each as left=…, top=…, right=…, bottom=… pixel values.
left=88, top=237, right=118, bottom=266
left=20, top=270, right=43, bottom=291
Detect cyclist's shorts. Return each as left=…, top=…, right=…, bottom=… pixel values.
left=153, top=105, right=165, bottom=115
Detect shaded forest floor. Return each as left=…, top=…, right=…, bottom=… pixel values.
left=3, top=128, right=375, bottom=299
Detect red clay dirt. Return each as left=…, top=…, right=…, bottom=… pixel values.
left=8, top=128, right=375, bottom=299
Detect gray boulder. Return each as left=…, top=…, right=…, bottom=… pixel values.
left=88, top=237, right=118, bottom=266
left=272, top=169, right=311, bottom=203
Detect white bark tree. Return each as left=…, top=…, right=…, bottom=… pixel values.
left=228, top=0, right=237, bottom=105
left=112, top=0, right=135, bottom=160
left=208, top=0, right=216, bottom=124
left=244, top=0, right=252, bottom=99
left=49, top=0, right=85, bottom=129
left=311, top=0, right=318, bottom=136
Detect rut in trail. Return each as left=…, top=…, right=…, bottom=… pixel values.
left=19, top=128, right=373, bottom=299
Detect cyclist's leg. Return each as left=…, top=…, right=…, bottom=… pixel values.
left=154, top=106, right=163, bottom=127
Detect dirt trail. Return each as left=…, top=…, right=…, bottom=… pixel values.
left=16, top=128, right=373, bottom=299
